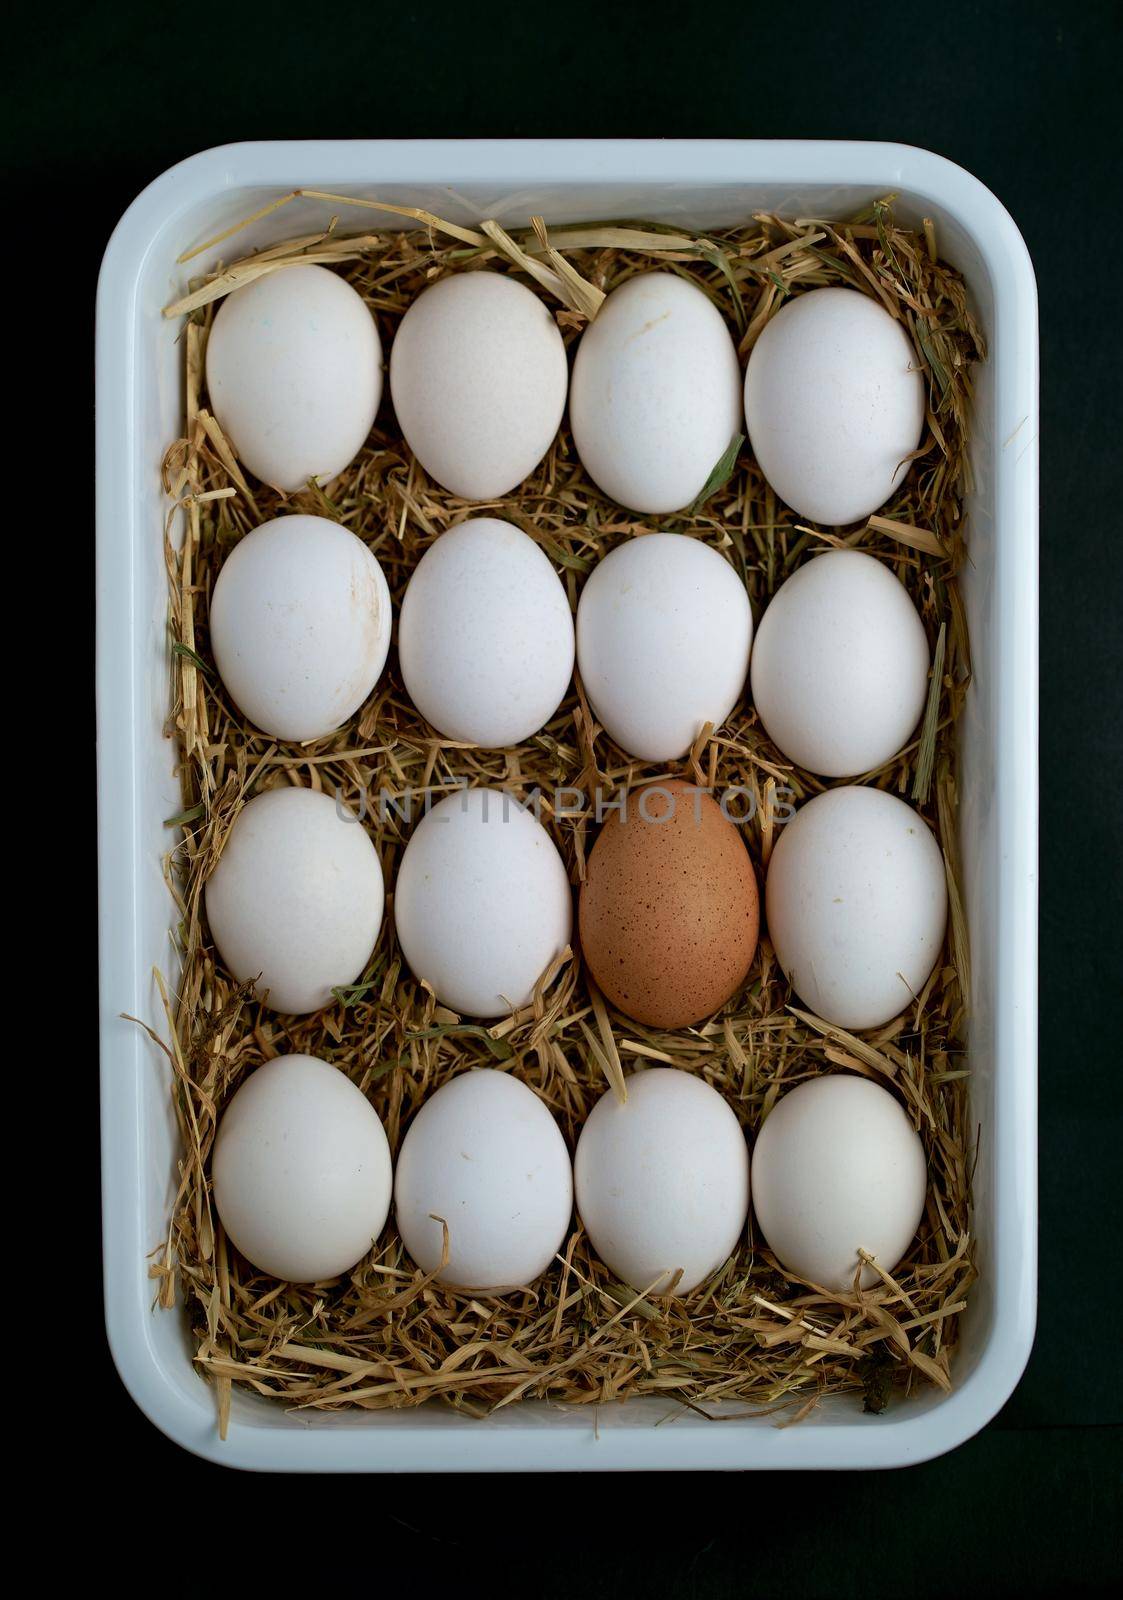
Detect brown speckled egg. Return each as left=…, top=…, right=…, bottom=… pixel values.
left=579, top=780, right=760, bottom=1028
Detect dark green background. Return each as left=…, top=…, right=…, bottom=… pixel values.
left=22, top=0, right=1120, bottom=1589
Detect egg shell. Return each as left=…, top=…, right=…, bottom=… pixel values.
left=580, top=780, right=759, bottom=1028
left=205, top=264, right=382, bottom=493
left=205, top=786, right=384, bottom=1015
left=394, top=1069, right=573, bottom=1291
left=750, top=1074, right=927, bottom=1291
left=398, top=517, right=575, bottom=748
left=743, top=286, right=926, bottom=526
left=389, top=271, right=568, bottom=499
left=212, top=1054, right=393, bottom=1283
left=750, top=549, right=930, bottom=777
left=393, top=787, right=572, bottom=1018
left=575, top=532, right=752, bottom=762
left=569, top=272, right=742, bottom=514
left=765, top=785, right=947, bottom=1031
left=575, top=1068, right=749, bottom=1296
left=209, top=514, right=392, bottom=743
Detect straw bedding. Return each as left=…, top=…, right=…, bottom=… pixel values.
left=149, top=194, right=984, bottom=1433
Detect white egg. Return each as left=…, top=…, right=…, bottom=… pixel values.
left=570, top=272, right=742, bottom=514
left=765, top=786, right=947, bottom=1030
left=394, top=787, right=572, bottom=1018
left=389, top=272, right=568, bottom=499
left=205, top=786, right=384, bottom=1015
left=394, top=1069, right=573, bottom=1291
left=209, top=514, right=391, bottom=743
left=744, top=286, right=926, bottom=526
left=750, top=550, right=930, bottom=776
left=575, top=1068, right=749, bottom=1295
left=576, top=533, right=752, bottom=762
left=213, top=1054, right=393, bottom=1283
left=751, top=1074, right=927, bottom=1291
left=398, top=518, right=574, bottom=747
left=205, top=264, right=382, bottom=492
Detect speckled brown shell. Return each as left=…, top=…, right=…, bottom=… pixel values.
left=579, top=780, right=760, bottom=1029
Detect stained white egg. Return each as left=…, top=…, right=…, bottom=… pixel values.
left=751, top=1074, right=927, bottom=1291
left=205, top=786, right=384, bottom=1015
left=398, top=517, right=574, bottom=747
left=570, top=272, right=742, bottom=514
left=209, top=514, right=391, bottom=743
left=389, top=271, right=568, bottom=499
left=750, top=549, right=930, bottom=776
left=744, top=286, right=926, bottom=526
left=394, top=1069, right=573, bottom=1291
left=576, top=532, right=752, bottom=761
left=205, top=264, right=382, bottom=492
left=213, top=1054, right=393, bottom=1283
left=394, top=787, right=572, bottom=1018
left=765, top=786, right=947, bottom=1031
left=575, top=1068, right=750, bottom=1296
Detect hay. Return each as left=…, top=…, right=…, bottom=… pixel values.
left=152, top=196, right=984, bottom=1433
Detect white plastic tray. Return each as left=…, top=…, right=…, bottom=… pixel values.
left=96, top=139, right=1038, bottom=1471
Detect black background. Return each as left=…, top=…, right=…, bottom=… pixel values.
left=17, top=0, right=1121, bottom=1591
